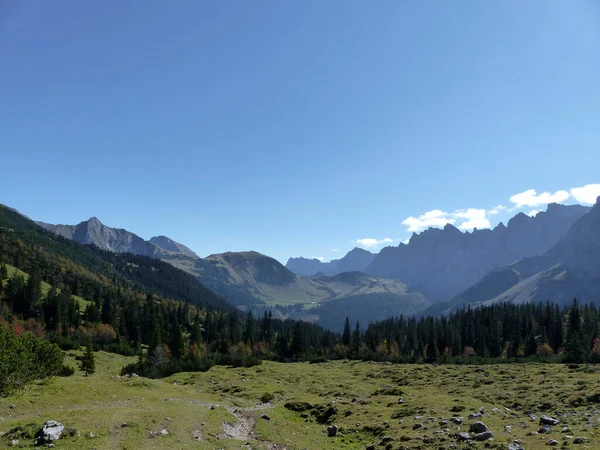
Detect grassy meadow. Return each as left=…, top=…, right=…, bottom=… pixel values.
left=1, top=354, right=599, bottom=449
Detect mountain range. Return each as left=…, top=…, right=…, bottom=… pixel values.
left=36, top=197, right=600, bottom=328
left=286, top=247, right=375, bottom=276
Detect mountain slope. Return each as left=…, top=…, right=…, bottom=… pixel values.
left=450, top=196, right=600, bottom=309
left=192, top=251, right=431, bottom=328
left=286, top=247, right=375, bottom=276
left=365, top=203, right=590, bottom=302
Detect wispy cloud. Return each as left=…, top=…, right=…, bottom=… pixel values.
left=487, top=205, right=506, bottom=215
left=402, top=208, right=489, bottom=233
left=329, top=248, right=339, bottom=252
left=354, top=238, right=394, bottom=249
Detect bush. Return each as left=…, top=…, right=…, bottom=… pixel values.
left=0, top=328, right=66, bottom=396
left=260, top=392, right=275, bottom=403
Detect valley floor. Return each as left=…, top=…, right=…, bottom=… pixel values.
left=1, top=354, right=599, bottom=449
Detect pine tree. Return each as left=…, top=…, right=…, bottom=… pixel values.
left=564, top=299, right=587, bottom=363
left=80, top=338, right=96, bottom=376
left=0, top=263, right=8, bottom=280
left=342, top=317, right=351, bottom=347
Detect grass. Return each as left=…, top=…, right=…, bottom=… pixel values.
left=2, top=357, right=600, bottom=449
left=3, top=264, right=90, bottom=309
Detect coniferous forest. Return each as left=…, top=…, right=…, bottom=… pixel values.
left=1, top=203, right=599, bottom=393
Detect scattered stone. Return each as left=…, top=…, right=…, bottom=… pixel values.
left=400, top=435, right=411, bottom=442
left=547, top=439, right=558, bottom=446
left=379, top=436, right=393, bottom=444
left=469, top=421, right=488, bottom=433
left=455, top=431, right=471, bottom=442
left=562, top=426, right=571, bottom=432
left=11, top=440, right=19, bottom=447
left=505, top=425, right=513, bottom=432
left=540, top=415, right=560, bottom=426
left=89, top=432, right=96, bottom=438
left=451, top=405, right=465, bottom=413
left=260, top=414, right=271, bottom=421
left=398, top=398, right=404, bottom=404
left=473, top=431, right=494, bottom=441
left=327, top=425, right=338, bottom=437
left=451, top=417, right=462, bottom=425
left=508, top=444, right=525, bottom=450
left=345, top=410, right=354, bottom=417
left=192, top=430, right=202, bottom=441
left=413, top=423, right=423, bottom=430
left=366, top=445, right=375, bottom=450
left=529, top=413, right=539, bottom=420
left=160, top=429, right=168, bottom=436
left=34, top=420, right=65, bottom=446
left=573, top=437, right=588, bottom=444
left=539, top=425, right=552, bottom=434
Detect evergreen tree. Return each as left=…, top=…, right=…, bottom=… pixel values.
left=80, top=338, right=96, bottom=376
left=0, top=263, right=8, bottom=280
left=25, top=268, right=42, bottom=318
left=564, top=299, right=587, bottom=363
left=342, top=317, right=351, bottom=347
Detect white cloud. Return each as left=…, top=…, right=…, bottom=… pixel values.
left=314, top=256, right=324, bottom=261
left=402, top=210, right=455, bottom=232
left=487, top=205, right=506, bottom=215
left=527, top=209, right=542, bottom=217
left=570, top=184, right=600, bottom=205
left=355, top=238, right=394, bottom=249
left=453, top=208, right=491, bottom=231
left=330, top=248, right=339, bottom=252
left=509, top=189, right=569, bottom=207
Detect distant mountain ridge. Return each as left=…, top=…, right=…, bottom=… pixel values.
left=286, top=247, right=375, bottom=276
left=38, top=217, right=199, bottom=261
left=449, top=196, right=600, bottom=310
left=364, top=203, right=590, bottom=302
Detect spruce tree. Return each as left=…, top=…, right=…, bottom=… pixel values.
left=80, top=338, right=96, bottom=376
left=564, top=299, right=586, bottom=363
left=342, top=317, right=351, bottom=347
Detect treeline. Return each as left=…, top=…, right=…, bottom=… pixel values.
left=2, top=203, right=600, bottom=385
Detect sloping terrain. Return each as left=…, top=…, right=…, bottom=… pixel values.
left=366, top=203, right=589, bottom=302
left=450, top=196, right=600, bottom=309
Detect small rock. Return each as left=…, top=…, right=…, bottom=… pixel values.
left=451, top=405, right=465, bottom=413
left=89, top=432, right=96, bottom=438
left=505, top=425, right=513, bottom=432
left=34, top=420, right=65, bottom=446
left=562, top=426, right=571, bottom=432
left=469, top=421, right=488, bottom=433
left=260, top=414, right=271, bottom=421
left=508, top=444, right=525, bottom=450
left=379, top=436, right=393, bottom=444
left=469, top=412, right=482, bottom=419
left=327, top=425, right=338, bottom=437
left=540, top=415, right=560, bottom=426
left=547, top=439, right=558, bottom=446
left=413, top=423, right=423, bottom=430
left=345, top=410, right=354, bottom=417
left=473, top=431, right=494, bottom=441
left=539, top=425, right=553, bottom=434
left=451, top=417, right=462, bottom=425
left=456, top=431, right=471, bottom=442
left=529, top=413, right=539, bottom=420
left=160, top=429, right=168, bottom=436
left=573, top=437, right=588, bottom=444
left=366, top=445, right=375, bottom=450
left=11, top=440, right=19, bottom=447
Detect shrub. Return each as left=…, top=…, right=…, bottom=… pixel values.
left=260, top=392, right=275, bottom=403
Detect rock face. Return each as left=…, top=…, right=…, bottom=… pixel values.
left=34, top=421, right=64, bottom=446
left=366, top=203, right=589, bottom=303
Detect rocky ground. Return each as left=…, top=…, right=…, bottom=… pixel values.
left=0, top=352, right=599, bottom=449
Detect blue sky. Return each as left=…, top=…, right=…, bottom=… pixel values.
left=1, top=1, right=599, bottom=263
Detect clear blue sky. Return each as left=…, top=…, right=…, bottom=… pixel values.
left=1, top=1, right=599, bottom=263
